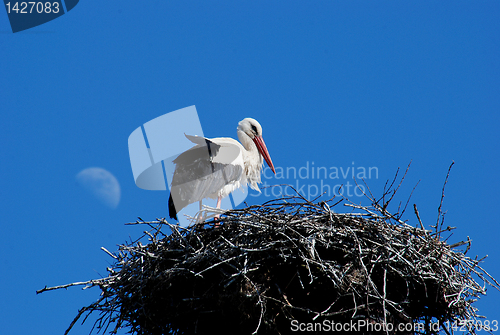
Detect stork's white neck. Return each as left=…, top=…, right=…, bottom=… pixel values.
left=237, top=129, right=256, bottom=152
left=237, top=128, right=264, bottom=191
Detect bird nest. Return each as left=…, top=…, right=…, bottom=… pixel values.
left=38, top=166, right=499, bottom=335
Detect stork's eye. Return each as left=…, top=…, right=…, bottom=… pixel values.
left=251, top=124, right=258, bottom=134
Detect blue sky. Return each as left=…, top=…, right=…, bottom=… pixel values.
left=1, top=1, right=499, bottom=334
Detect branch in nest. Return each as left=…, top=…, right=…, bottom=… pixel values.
left=37, top=164, right=498, bottom=335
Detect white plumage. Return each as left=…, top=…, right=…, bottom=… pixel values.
left=168, top=118, right=275, bottom=220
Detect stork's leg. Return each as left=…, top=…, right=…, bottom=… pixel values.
left=197, top=200, right=203, bottom=223
left=214, top=196, right=222, bottom=225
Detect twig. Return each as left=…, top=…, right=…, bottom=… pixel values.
left=436, top=161, right=455, bottom=237
left=37, top=168, right=498, bottom=335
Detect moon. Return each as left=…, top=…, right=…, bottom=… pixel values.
left=76, top=167, right=121, bottom=209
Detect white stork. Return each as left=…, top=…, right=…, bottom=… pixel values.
left=168, top=118, right=275, bottom=220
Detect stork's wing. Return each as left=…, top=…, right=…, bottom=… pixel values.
left=168, top=136, right=244, bottom=219
left=173, top=135, right=221, bottom=169
left=184, top=134, right=211, bottom=146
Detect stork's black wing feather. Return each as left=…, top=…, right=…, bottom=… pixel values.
left=168, top=137, right=243, bottom=220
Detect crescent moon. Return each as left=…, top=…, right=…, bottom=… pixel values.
left=76, top=167, right=121, bottom=209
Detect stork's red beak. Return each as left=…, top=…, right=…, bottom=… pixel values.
left=253, top=135, right=275, bottom=174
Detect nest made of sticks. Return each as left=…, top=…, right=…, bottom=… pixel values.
left=38, top=166, right=499, bottom=335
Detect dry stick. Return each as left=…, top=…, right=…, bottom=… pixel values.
left=399, top=179, right=420, bottom=219
left=37, top=179, right=499, bottom=335
left=36, top=278, right=110, bottom=294
left=383, top=268, right=388, bottom=335
left=64, top=304, right=96, bottom=335
left=436, top=161, right=455, bottom=237
left=413, top=204, right=426, bottom=232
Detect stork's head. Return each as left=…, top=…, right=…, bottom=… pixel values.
left=238, top=118, right=276, bottom=174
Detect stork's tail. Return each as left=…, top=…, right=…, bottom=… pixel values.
left=168, top=193, right=178, bottom=220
